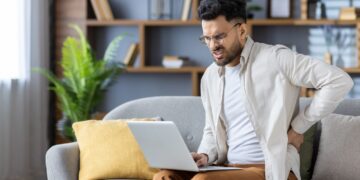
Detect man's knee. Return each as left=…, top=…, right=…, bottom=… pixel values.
left=192, top=173, right=213, bottom=180
left=153, top=170, right=175, bottom=180
left=153, top=170, right=184, bottom=180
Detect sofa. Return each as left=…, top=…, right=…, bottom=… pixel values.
left=46, top=96, right=360, bottom=180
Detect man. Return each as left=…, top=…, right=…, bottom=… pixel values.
left=154, top=0, right=353, bottom=179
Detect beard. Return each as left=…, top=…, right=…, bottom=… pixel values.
left=212, top=39, right=242, bottom=66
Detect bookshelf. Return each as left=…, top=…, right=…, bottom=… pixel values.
left=86, top=19, right=360, bottom=27
left=86, top=19, right=201, bottom=26
left=247, top=19, right=358, bottom=26
left=85, top=17, right=360, bottom=78
left=54, top=0, right=360, bottom=143
left=125, top=66, right=205, bottom=73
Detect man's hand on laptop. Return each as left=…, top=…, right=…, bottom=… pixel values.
left=191, top=152, right=208, bottom=167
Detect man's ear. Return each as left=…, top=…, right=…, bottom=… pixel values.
left=239, top=24, right=247, bottom=40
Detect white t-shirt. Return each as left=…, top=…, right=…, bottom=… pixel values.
left=222, top=63, right=265, bottom=164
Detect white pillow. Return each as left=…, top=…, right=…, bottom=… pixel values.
left=312, top=114, right=360, bottom=180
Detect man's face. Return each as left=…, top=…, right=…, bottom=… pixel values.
left=201, top=16, right=243, bottom=66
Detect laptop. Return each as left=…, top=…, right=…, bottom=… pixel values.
left=127, top=121, right=241, bottom=172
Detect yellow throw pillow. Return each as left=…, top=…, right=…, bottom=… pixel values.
left=73, top=119, right=159, bottom=180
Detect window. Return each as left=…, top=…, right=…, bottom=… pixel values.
left=0, top=0, right=23, bottom=79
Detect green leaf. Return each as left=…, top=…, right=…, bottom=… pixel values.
left=104, top=34, right=126, bottom=63
left=34, top=24, right=126, bottom=141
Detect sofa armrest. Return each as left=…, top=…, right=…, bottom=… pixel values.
left=46, top=142, right=79, bottom=180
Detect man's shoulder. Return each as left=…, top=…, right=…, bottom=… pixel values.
left=251, top=41, right=294, bottom=63
left=204, top=63, right=218, bottom=75
left=253, top=41, right=282, bottom=52
left=201, top=63, right=219, bottom=84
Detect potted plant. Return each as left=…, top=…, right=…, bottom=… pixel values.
left=246, top=0, right=262, bottom=19
left=36, top=24, right=125, bottom=141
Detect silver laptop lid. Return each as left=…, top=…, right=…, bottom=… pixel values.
left=128, top=121, right=199, bottom=172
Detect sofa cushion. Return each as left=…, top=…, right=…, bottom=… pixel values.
left=312, top=114, right=360, bottom=180
left=73, top=119, right=159, bottom=180
left=299, top=123, right=317, bottom=180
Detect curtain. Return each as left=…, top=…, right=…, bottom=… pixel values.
left=0, top=0, right=50, bottom=179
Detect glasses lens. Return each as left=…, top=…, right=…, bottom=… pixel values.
left=199, top=36, right=206, bottom=44
left=199, top=23, right=241, bottom=45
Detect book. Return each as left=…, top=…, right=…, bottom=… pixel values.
left=300, top=0, right=307, bottom=19
left=163, top=55, right=181, bottom=61
left=181, top=0, right=192, bottom=21
left=162, top=56, right=189, bottom=68
left=192, top=0, right=199, bottom=20
left=98, top=0, right=114, bottom=20
left=269, top=0, right=291, bottom=18
left=123, top=43, right=139, bottom=67
left=324, top=52, right=332, bottom=65
left=339, top=7, right=360, bottom=20
left=90, top=0, right=106, bottom=20
left=149, top=0, right=172, bottom=20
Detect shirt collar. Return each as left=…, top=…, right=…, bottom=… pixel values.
left=217, top=36, right=254, bottom=77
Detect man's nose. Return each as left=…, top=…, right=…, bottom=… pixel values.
left=208, top=39, right=219, bottom=50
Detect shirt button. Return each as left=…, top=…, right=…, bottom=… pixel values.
left=187, top=135, right=193, bottom=141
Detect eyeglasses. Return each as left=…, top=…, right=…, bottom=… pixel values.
left=199, top=23, right=241, bottom=46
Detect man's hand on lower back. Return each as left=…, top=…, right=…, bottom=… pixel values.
left=287, top=128, right=304, bottom=152
left=191, top=152, right=209, bottom=167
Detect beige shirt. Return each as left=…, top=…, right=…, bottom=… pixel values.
left=197, top=37, right=353, bottom=180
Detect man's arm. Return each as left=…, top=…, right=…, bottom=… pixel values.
left=275, top=45, right=354, bottom=134
left=196, top=74, right=218, bottom=165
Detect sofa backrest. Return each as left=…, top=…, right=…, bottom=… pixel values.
left=103, top=96, right=205, bottom=152
left=104, top=96, right=360, bottom=155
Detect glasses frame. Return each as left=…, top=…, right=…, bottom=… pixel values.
left=199, top=23, right=242, bottom=46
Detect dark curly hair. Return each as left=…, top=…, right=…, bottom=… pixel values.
left=198, top=0, right=247, bottom=23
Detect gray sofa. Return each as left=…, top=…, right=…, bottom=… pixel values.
left=46, top=96, right=360, bottom=180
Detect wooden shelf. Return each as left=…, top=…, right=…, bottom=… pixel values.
left=343, top=68, right=360, bottom=73
left=125, top=66, right=205, bottom=73
left=248, top=19, right=358, bottom=26
left=294, top=19, right=357, bottom=26
left=86, top=19, right=142, bottom=26
left=86, top=19, right=201, bottom=27
left=248, top=19, right=295, bottom=25
left=144, top=20, right=201, bottom=26
left=87, top=19, right=359, bottom=27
